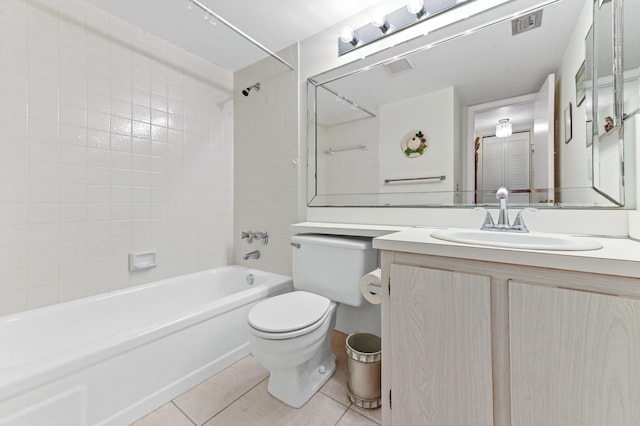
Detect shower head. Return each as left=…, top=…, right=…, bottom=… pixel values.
left=242, top=82, right=260, bottom=96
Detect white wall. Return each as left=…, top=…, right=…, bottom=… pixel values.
left=379, top=87, right=457, bottom=198
left=556, top=0, right=590, bottom=194
left=0, top=0, right=234, bottom=315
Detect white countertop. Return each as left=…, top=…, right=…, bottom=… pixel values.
left=373, top=227, right=640, bottom=279
left=291, top=222, right=409, bottom=237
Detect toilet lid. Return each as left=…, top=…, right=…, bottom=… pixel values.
left=248, top=291, right=331, bottom=333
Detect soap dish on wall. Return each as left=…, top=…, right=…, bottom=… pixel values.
left=129, top=252, right=157, bottom=272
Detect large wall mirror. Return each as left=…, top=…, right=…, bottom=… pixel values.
left=307, top=0, right=639, bottom=208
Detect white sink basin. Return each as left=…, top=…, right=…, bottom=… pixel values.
left=430, top=229, right=603, bottom=251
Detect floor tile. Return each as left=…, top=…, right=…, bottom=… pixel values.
left=132, top=331, right=383, bottom=426
left=337, top=408, right=381, bottom=426
left=173, top=355, right=268, bottom=425
left=351, top=405, right=382, bottom=424
left=130, top=402, right=194, bottom=426
left=203, top=380, right=349, bottom=426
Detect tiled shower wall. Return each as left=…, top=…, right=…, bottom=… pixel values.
left=234, top=47, right=299, bottom=275
left=0, top=0, right=234, bottom=315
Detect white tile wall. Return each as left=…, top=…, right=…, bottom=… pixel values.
left=0, top=0, right=234, bottom=315
left=234, top=47, right=299, bottom=275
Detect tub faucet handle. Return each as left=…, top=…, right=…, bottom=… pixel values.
left=255, top=231, right=269, bottom=245
left=242, top=231, right=256, bottom=243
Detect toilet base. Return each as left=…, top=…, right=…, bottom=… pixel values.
left=267, top=351, right=336, bottom=408
left=249, top=299, right=339, bottom=408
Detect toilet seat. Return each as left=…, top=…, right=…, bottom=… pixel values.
left=248, top=291, right=332, bottom=340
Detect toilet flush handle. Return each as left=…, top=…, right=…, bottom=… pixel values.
left=290, top=242, right=301, bottom=249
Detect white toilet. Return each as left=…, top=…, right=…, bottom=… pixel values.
left=247, top=234, right=377, bottom=408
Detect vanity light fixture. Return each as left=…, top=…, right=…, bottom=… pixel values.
left=496, top=118, right=513, bottom=138
left=338, top=0, right=476, bottom=56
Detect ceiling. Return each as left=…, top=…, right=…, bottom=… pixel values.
left=84, top=0, right=387, bottom=72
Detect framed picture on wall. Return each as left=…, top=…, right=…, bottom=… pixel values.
left=564, top=103, right=573, bottom=143
left=575, top=60, right=586, bottom=106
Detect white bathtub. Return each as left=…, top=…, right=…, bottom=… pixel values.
left=0, top=266, right=292, bottom=426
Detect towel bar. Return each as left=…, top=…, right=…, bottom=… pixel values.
left=384, top=175, right=445, bottom=184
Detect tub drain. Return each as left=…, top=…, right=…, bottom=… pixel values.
left=246, top=274, right=255, bottom=285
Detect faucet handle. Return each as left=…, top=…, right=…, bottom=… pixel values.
left=255, top=231, right=269, bottom=245
left=511, top=208, right=538, bottom=232
left=474, top=207, right=495, bottom=230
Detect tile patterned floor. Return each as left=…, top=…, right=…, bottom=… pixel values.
left=131, top=332, right=381, bottom=426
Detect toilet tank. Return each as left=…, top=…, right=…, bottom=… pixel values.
left=291, top=234, right=377, bottom=307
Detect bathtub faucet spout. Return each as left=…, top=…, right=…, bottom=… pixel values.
left=243, top=250, right=260, bottom=260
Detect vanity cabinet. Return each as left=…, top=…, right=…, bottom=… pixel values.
left=388, top=264, right=493, bottom=425
left=509, top=281, right=640, bottom=426
left=381, top=251, right=640, bottom=426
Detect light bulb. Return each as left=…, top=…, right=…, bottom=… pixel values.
left=371, top=15, right=390, bottom=33
left=340, top=27, right=354, bottom=43
left=339, top=27, right=358, bottom=46
left=407, top=0, right=425, bottom=14
left=371, top=15, right=386, bottom=27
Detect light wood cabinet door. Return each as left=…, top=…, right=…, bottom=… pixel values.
left=388, top=264, right=494, bottom=425
left=509, top=281, right=640, bottom=426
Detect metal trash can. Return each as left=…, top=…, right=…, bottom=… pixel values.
left=346, top=332, right=381, bottom=409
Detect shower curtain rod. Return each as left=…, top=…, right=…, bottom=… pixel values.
left=190, top=0, right=295, bottom=71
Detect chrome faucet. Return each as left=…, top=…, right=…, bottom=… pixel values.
left=242, top=250, right=260, bottom=260
left=496, top=187, right=510, bottom=227
left=478, top=187, right=536, bottom=232
left=242, top=231, right=269, bottom=245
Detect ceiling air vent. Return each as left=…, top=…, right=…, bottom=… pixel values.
left=512, top=10, right=543, bottom=36
left=383, top=58, right=414, bottom=76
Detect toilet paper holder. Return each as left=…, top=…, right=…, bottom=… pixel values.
left=366, top=282, right=381, bottom=295
left=359, top=268, right=382, bottom=304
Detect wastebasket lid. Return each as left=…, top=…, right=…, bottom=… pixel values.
left=248, top=291, right=331, bottom=333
